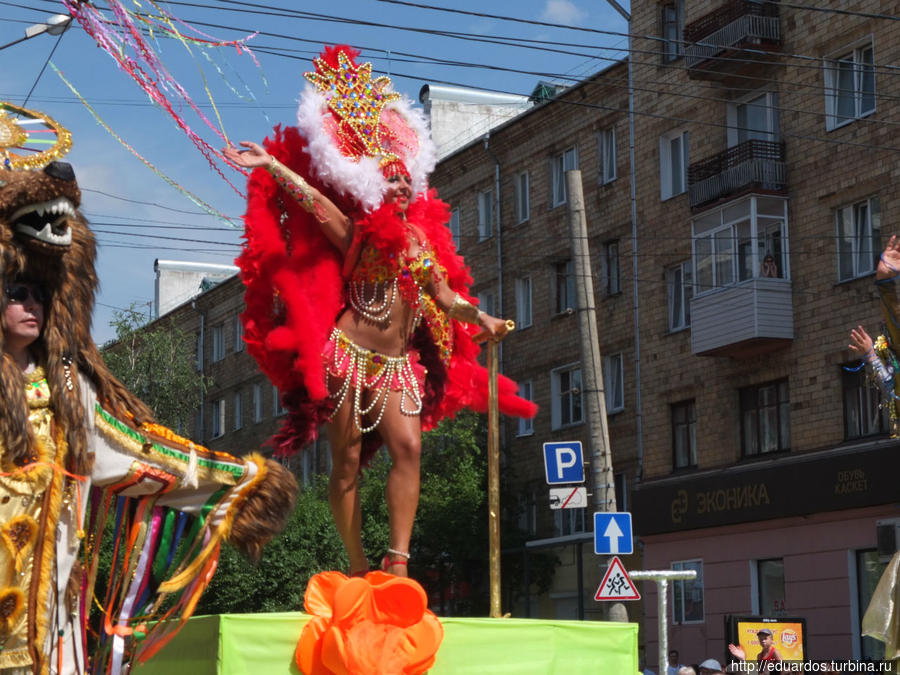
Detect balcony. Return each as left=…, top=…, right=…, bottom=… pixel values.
left=688, top=140, right=786, bottom=210
left=684, top=0, right=781, bottom=76
left=691, top=277, right=793, bottom=358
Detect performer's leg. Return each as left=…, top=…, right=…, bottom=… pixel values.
left=374, top=388, right=422, bottom=577
left=325, top=394, right=367, bottom=575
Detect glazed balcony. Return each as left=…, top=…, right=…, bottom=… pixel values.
left=688, top=140, right=786, bottom=210
left=684, top=0, right=781, bottom=76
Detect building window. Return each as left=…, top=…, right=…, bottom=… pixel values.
left=551, top=146, right=577, bottom=207
left=554, top=260, right=575, bottom=313
left=740, top=379, right=790, bottom=456
left=476, top=290, right=495, bottom=318
left=672, top=399, right=697, bottom=469
left=605, top=353, right=624, bottom=414
left=727, top=91, right=779, bottom=147
left=667, top=260, right=693, bottom=330
left=210, top=323, right=225, bottom=363
left=233, top=316, right=244, bottom=353
left=671, top=559, right=703, bottom=623
left=515, top=276, right=533, bottom=329
left=555, top=507, right=586, bottom=537
left=273, top=385, right=287, bottom=416
left=659, top=129, right=688, bottom=200
left=252, top=383, right=263, bottom=423
left=856, top=549, right=888, bottom=660
left=825, top=40, right=875, bottom=131
left=233, top=391, right=243, bottom=431
left=477, top=189, right=493, bottom=241
left=551, top=364, right=583, bottom=429
left=614, top=472, right=627, bottom=512
left=836, top=196, right=881, bottom=282
left=604, top=240, right=621, bottom=295
left=693, top=195, right=789, bottom=296
left=517, top=381, right=534, bottom=436
left=449, top=208, right=461, bottom=249
left=515, top=171, right=530, bottom=224
left=661, top=0, right=685, bottom=63
left=519, top=486, right=538, bottom=536
left=598, top=127, right=616, bottom=184
left=756, top=558, right=786, bottom=616
left=210, top=398, right=225, bottom=439
left=842, top=365, right=888, bottom=439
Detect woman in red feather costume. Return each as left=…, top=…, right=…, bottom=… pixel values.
left=225, top=46, right=536, bottom=577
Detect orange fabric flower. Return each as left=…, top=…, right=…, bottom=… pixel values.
left=295, top=571, right=444, bottom=675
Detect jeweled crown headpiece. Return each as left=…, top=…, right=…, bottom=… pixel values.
left=296, top=46, right=436, bottom=213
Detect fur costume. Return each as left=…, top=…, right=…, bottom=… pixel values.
left=237, top=47, right=536, bottom=463
left=0, top=161, right=297, bottom=674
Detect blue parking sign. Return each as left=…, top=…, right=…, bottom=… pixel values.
left=543, top=442, right=584, bottom=485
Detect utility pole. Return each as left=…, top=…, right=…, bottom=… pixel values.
left=565, top=169, right=616, bottom=513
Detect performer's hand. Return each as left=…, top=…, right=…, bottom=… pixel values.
left=472, top=313, right=512, bottom=343
left=849, top=325, right=875, bottom=359
left=728, top=644, right=746, bottom=662
left=222, top=141, right=272, bottom=169
left=877, top=235, right=900, bottom=280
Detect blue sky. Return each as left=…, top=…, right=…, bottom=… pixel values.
left=1, top=0, right=628, bottom=343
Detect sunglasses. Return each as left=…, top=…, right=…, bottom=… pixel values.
left=5, top=283, right=49, bottom=304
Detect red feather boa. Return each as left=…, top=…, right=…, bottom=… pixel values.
left=237, top=126, right=537, bottom=460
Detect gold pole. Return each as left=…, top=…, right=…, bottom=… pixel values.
left=487, top=338, right=501, bottom=618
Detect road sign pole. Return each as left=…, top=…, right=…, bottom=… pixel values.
left=629, top=569, right=698, bottom=673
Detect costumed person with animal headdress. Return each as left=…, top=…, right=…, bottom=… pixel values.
left=0, top=103, right=297, bottom=674
left=224, top=46, right=537, bottom=578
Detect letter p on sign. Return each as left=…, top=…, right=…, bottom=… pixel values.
left=543, top=441, right=585, bottom=485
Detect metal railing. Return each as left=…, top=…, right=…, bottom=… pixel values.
left=688, top=140, right=786, bottom=208
left=684, top=0, right=780, bottom=69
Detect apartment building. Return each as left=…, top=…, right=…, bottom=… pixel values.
left=430, top=0, right=900, bottom=664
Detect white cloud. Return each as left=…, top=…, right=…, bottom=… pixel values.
left=541, top=0, right=587, bottom=26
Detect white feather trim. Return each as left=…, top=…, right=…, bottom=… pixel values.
left=295, top=84, right=438, bottom=213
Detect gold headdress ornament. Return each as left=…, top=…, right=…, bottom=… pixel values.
left=0, top=102, right=72, bottom=170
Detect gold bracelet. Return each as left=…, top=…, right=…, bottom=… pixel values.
left=448, top=293, right=482, bottom=324
left=267, top=157, right=328, bottom=222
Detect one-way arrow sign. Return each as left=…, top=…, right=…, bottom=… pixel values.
left=593, top=512, right=633, bottom=555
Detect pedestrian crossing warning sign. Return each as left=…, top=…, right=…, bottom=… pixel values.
left=594, top=556, right=640, bottom=601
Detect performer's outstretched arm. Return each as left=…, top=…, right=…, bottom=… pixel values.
left=223, top=140, right=353, bottom=254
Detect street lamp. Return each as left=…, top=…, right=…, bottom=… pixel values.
left=1, top=15, right=72, bottom=51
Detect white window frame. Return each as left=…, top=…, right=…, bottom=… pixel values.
left=659, top=129, right=689, bottom=201
left=598, top=127, right=616, bottom=184
left=449, top=208, right=461, bottom=249
left=210, top=398, right=225, bottom=439
left=252, top=383, right=263, bottom=423
left=515, top=276, right=533, bottom=329
left=517, top=381, right=535, bottom=436
left=210, top=323, right=225, bottom=363
left=667, top=260, right=693, bottom=331
left=273, top=385, right=287, bottom=417
left=477, top=189, right=493, bottom=241
left=551, top=146, right=578, bottom=208
left=554, top=259, right=575, bottom=314
left=551, top=363, right=583, bottom=430
left=726, top=91, right=779, bottom=147
left=692, top=195, right=790, bottom=297
left=555, top=506, right=586, bottom=536
left=233, top=316, right=244, bottom=353
left=604, top=240, right=621, bottom=295
left=661, top=0, right=685, bottom=63
left=604, top=353, right=624, bottom=414
left=836, top=195, right=881, bottom=282
left=233, top=390, right=243, bottom=431
left=672, top=559, right=704, bottom=624
left=476, top=290, right=495, bottom=318
left=515, top=171, right=530, bottom=224
left=825, top=38, right=876, bottom=131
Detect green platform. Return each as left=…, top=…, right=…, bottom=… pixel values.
left=132, top=612, right=638, bottom=674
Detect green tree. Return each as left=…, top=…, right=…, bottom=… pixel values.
left=102, top=303, right=209, bottom=429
